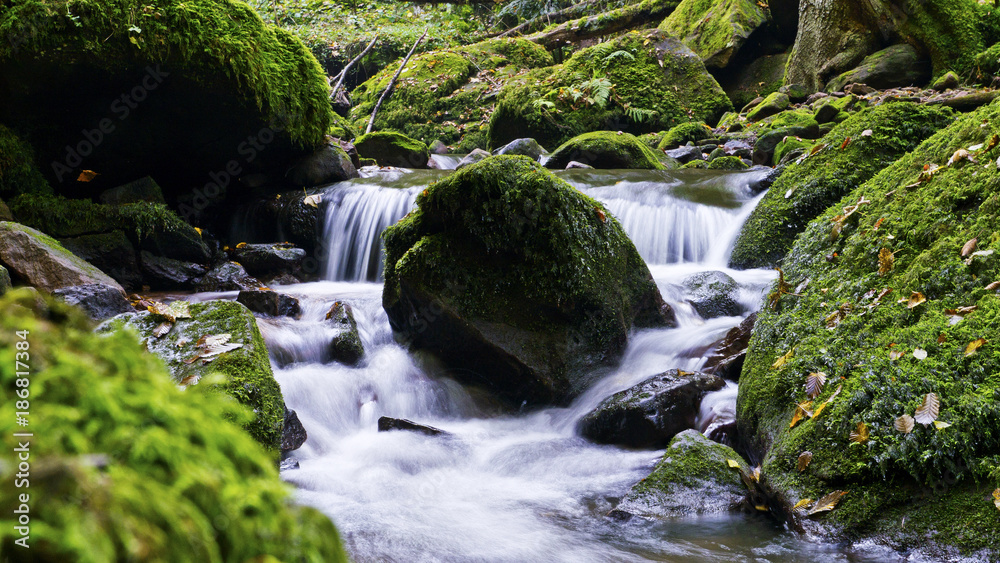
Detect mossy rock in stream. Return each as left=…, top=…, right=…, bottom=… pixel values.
left=349, top=38, right=553, bottom=151
left=382, top=156, right=676, bottom=406
left=545, top=131, right=668, bottom=170
left=354, top=131, right=431, bottom=169
left=101, top=300, right=284, bottom=450
left=730, top=102, right=955, bottom=269
left=658, top=0, right=771, bottom=69
left=656, top=121, right=714, bottom=150
left=488, top=30, right=732, bottom=150
left=0, top=0, right=332, bottom=196
left=0, top=289, right=347, bottom=561
left=736, top=99, right=1000, bottom=557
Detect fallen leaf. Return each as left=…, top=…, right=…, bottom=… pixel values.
left=148, top=300, right=192, bottom=323
left=889, top=349, right=905, bottom=361
left=861, top=129, right=873, bottom=137
left=793, top=498, right=814, bottom=510
left=197, top=333, right=232, bottom=348
left=152, top=322, right=172, bottom=338
left=790, top=401, right=813, bottom=428
left=961, top=238, right=978, bottom=257
left=895, top=414, right=915, bottom=433
left=933, top=421, right=952, bottom=430
left=873, top=217, right=886, bottom=230
left=808, top=490, right=848, bottom=515
left=179, top=373, right=201, bottom=387
left=755, top=504, right=769, bottom=512
left=938, top=333, right=947, bottom=344
left=805, top=372, right=827, bottom=399
left=987, top=281, right=1000, bottom=291
left=906, top=292, right=926, bottom=309
left=914, top=393, right=940, bottom=425
left=913, top=348, right=928, bottom=360
left=948, top=148, right=970, bottom=165
left=751, top=466, right=761, bottom=482
left=850, top=421, right=869, bottom=443
left=798, top=451, right=813, bottom=472
left=303, top=194, right=323, bottom=208
left=878, top=247, right=894, bottom=276
left=236, top=242, right=247, bottom=249
left=727, top=459, right=742, bottom=469
left=964, top=337, right=987, bottom=357
left=772, top=347, right=795, bottom=369
left=993, top=488, right=1000, bottom=511
left=812, top=385, right=842, bottom=418
left=840, top=137, right=851, bottom=150
left=77, top=170, right=99, bottom=182
left=965, top=249, right=995, bottom=265
left=594, top=207, right=607, bottom=223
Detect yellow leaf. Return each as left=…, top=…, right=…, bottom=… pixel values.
left=797, top=451, right=813, bottom=472
left=772, top=347, right=795, bottom=369
left=965, top=338, right=987, bottom=356
left=850, top=421, right=869, bottom=443
left=236, top=242, right=247, bottom=249
left=752, top=466, right=761, bottom=482
left=755, top=504, right=769, bottom=512
left=77, top=170, right=99, bottom=182
left=808, top=490, right=848, bottom=515
left=948, top=148, right=970, bottom=165
left=878, top=247, right=894, bottom=276
left=727, top=459, right=741, bottom=469
left=303, top=194, right=323, bottom=208
left=793, top=498, right=813, bottom=510
left=906, top=291, right=926, bottom=309
left=812, top=385, right=842, bottom=418
left=914, top=392, right=940, bottom=425
left=993, top=488, right=1000, bottom=511
left=933, top=421, right=952, bottom=430
left=194, top=227, right=203, bottom=236
left=895, top=414, right=915, bottom=433
left=790, top=401, right=813, bottom=428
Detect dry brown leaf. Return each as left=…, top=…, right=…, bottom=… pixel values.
left=914, top=393, right=940, bottom=425
left=873, top=217, right=886, bottom=230
left=197, top=333, right=232, bottom=348
left=840, top=137, right=851, bottom=150
left=961, top=238, right=978, bottom=257
left=985, top=281, right=1000, bottom=291
left=895, top=414, right=915, bottom=433
left=965, top=338, right=987, bottom=356
left=937, top=333, right=947, bottom=344
left=179, top=373, right=201, bottom=387
left=808, top=490, right=848, bottom=515
left=992, top=488, right=1000, bottom=511
left=906, top=291, right=926, bottom=309
left=772, top=347, right=795, bottom=369
left=77, top=170, right=99, bottom=182
left=878, top=248, right=894, bottom=276
left=147, top=300, right=191, bottom=324
left=850, top=421, right=869, bottom=443
left=805, top=372, right=827, bottom=399
left=152, top=322, right=172, bottom=338
left=793, top=498, right=813, bottom=511
left=797, top=451, right=813, bottom=472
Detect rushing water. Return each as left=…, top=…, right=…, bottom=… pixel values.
left=236, top=167, right=903, bottom=562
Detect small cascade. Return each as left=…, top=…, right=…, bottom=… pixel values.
left=429, top=154, right=463, bottom=170
left=697, top=382, right=739, bottom=446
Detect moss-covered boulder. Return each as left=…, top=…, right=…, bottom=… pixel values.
left=773, top=136, right=814, bottom=164
left=825, top=44, right=931, bottom=92
left=102, top=300, right=284, bottom=449
left=489, top=30, right=732, bottom=150
left=747, top=92, right=790, bottom=122
left=350, top=38, right=553, bottom=151
left=736, top=99, right=1000, bottom=557
left=0, top=289, right=347, bottom=560
left=659, top=0, right=771, bottom=68
left=0, top=221, right=123, bottom=292
left=656, top=121, right=714, bottom=150
left=354, top=131, right=430, bottom=168
left=545, top=131, right=667, bottom=170
left=0, top=0, right=332, bottom=196
left=611, top=429, right=749, bottom=519
left=731, top=102, right=954, bottom=269
left=382, top=156, right=675, bottom=405
left=0, top=265, right=10, bottom=295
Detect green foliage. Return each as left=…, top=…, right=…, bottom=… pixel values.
left=0, top=124, right=52, bottom=199
left=0, top=289, right=347, bottom=561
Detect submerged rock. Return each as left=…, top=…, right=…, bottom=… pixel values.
left=382, top=156, right=674, bottom=405
left=326, top=301, right=364, bottom=365
left=377, top=417, right=445, bottom=436
left=0, top=221, right=123, bottom=292
left=52, top=283, right=134, bottom=321
left=354, top=131, right=430, bottom=168
left=545, top=131, right=667, bottom=170
left=610, top=430, right=749, bottom=519
left=578, top=370, right=724, bottom=448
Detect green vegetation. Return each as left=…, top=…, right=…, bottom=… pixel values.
left=0, top=289, right=347, bottom=560
left=659, top=0, right=768, bottom=68
left=656, top=121, right=713, bottom=150
left=0, top=124, right=52, bottom=198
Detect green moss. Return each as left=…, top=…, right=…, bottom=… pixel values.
left=0, top=0, right=332, bottom=149
left=730, top=102, right=954, bottom=269
left=747, top=92, right=791, bottom=122
left=489, top=29, right=732, bottom=149
left=349, top=38, right=553, bottom=147
left=0, top=124, right=51, bottom=198
left=0, top=289, right=347, bottom=561
left=102, top=300, right=284, bottom=450
left=974, top=42, right=1000, bottom=80
left=707, top=155, right=749, bottom=170
left=547, top=131, right=667, bottom=170
left=630, top=429, right=746, bottom=498
left=897, top=0, right=993, bottom=78
left=659, top=0, right=769, bottom=68
left=656, top=121, right=713, bottom=150
left=328, top=111, right=357, bottom=140
left=773, top=137, right=813, bottom=164
left=354, top=131, right=430, bottom=168
left=738, top=99, right=1000, bottom=554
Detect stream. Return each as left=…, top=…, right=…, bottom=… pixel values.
left=234, top=166, right=894, bottom=562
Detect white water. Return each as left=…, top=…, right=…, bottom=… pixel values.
left=248, top=168, right=885, bottom=562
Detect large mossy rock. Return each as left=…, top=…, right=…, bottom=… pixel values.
left=730, top=102, right=954, bottom=269
left=0, top=289, right=347, bottom=561
left=611, top=430, right=749, bottom=519
left=0, top=221, right=124, bottom=292
left=825, top=44, right=931, bottom=92
left=659, top=0, right=771, bottom=68
left=489, top=30, right=732, bottom=150
left=545, top=131, right=667, bottom=170
left=0, top=0, right=332, bottom=197
left=350, top=38, right=553, bottom=151
left=382, top=156, right=675, bottom=405
left=102, top=300, right=284, bottom=449
left=737, top=99, right=1000, bottom=557
left=354, top=131, right=431, bottom=169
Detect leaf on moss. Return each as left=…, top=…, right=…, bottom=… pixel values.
left=839, top=137, right=851, bottom=150
left=793, top=498, right=813, bottom=511
left=772, top=347, right=795, bottom=369
left=902, top=291, right=926, bottom=309
left=148, top=300, right=191, bottom=324
left=805, top=372, right=827, bottom=398
left=861, top=129, right=873, bottom=137
left=913, top=348, right=927, bottom=360
left=895, top=414, right=914, bottom=433
left=768, top=268, right=794, bottom=310
left=790, top=401, right=813, bottom=428
left=948, top=148, right=970, bottom=165
left=889, top=348, right=905, bottom=361
left=987, top=281, right=1000, bottom=291
left=965, top=249, right=995, bottom=265
left=812, top=384, right=842, bottom=418
left=152, top=322, right=172, bottom=339
left=914, top=393, right=940, bottom=425
left=873, top=217, right=885, bottom=230
left=850, top=421, right=869, bottom=444
left=727, top=459, right=741, bottom=469
left=797, top=451, right=813, bottom=472
left=933, top=421, right=951, bottom=430
left=965, top=338, right=986, bottom=356
left=808, top=490, right=848, bottom=515
left=179, top=373, right=201, bottom=388
left=961, top=237, right=978, bottom=257
left=878, top=248, right=894, bottom=276
left=993, top=488, right=1000, bottom=511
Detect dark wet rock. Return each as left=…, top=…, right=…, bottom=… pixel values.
left=0, top=198, right=11, bottom=222
left=493, top=138, right=546, bottom=161
left=578, top=369, right=725, bottom=448
left=139, top=224, right=212, bottom=265
left=0, top=222, right=123, bottom=292
left=0, top=265, right=10, bottom=295
left=281, top=407, right=308, bottom=452
left=139, top=251, right=208, bottom=290
left=195, top=261, right=262, bottom=292
left=60, top=231, right=142, bottom=291
left=683, top=271, right=741, bottom=319
left=456, top=149, right=491, bottom=170
left=331, top=86, right=351, bottom=117
left=664, top=145, right=705, bottom=163
left=826, top=44, right=930, bottom=92
left=717, top=52, right=789, bottom=110
left=325, top=301, right=364, bottom=365
left=232, top=243, right=307, bottom=278
left=264, top=273, right=302, bottom=286
left=286, top=143, right=359, bottom=187
left=720, top=139, right=753, bottom=159
left=237, top=289, right=301, bottom=318
left=377, top=416, right=445, bottom=436
left=752, top=122, right=820, bottom=166
left=746, top=165, right=782, bottom=194
left=52, top=283, right=133, bottom=321
left=703, top=313, right=756, bottom=381
left=610, top=429, right=749, bottom=519
left=99, top=176, right=165, bottom=205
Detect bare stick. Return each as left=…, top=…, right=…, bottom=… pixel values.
left=366, top=29, right=427, bottom=135
left=332, top=34, right=379, bottom=97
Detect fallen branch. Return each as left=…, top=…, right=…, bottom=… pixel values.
left=524, top=0, right=679, bottom=49
left=367, top=29, right=428, bottom=135
left=495, top=0, right=606, bottom=38
left=332, top=34, right=379, bottom=96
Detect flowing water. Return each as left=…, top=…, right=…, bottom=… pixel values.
left=233, top=167, right=899, bottom=562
